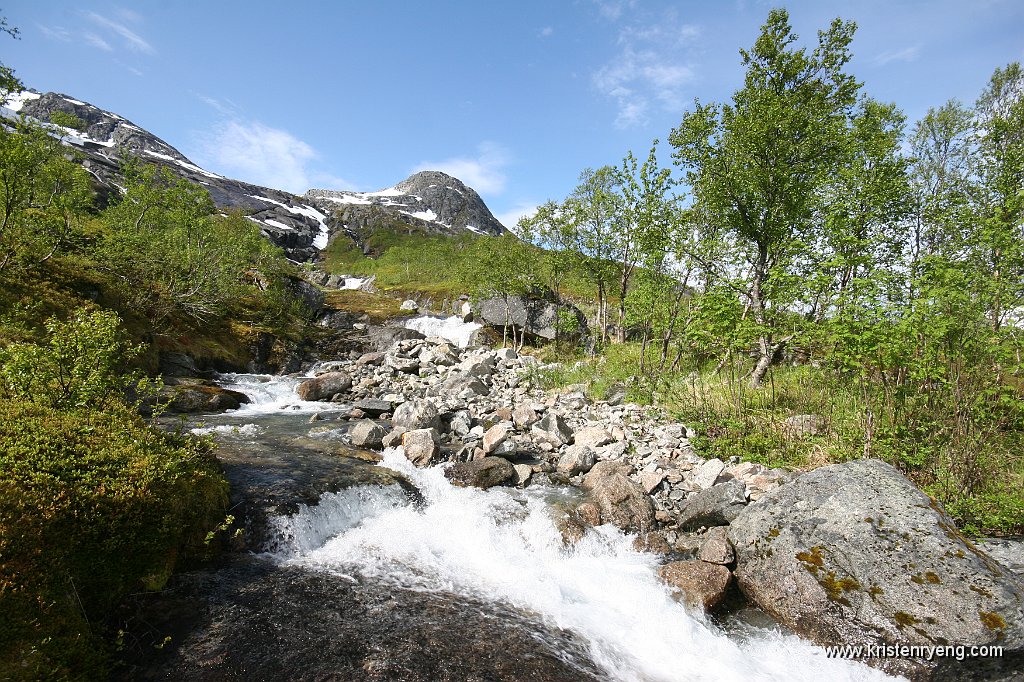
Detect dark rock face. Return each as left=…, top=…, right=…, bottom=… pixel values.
left=158, top=384, right=249, bottom=413
left=728, top=459, right=1024, bottom=681
left=306, top=170, right=508, bottom=241
left=15, top=92, right=332, bottom=261
left=474, top=296, right=587, bottom=341
left=115, top=556, right=603, bottom=682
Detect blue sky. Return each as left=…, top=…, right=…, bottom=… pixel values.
left=2, top=1, right=1023, bottom=227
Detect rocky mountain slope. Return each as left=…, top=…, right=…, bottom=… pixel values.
left=2, top=90, right=507, bottom=260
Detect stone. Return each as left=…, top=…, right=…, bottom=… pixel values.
left=445, top=457, right=515, bottom=489
left=531, top=412, right=574, bottom=447
left=354, top=351, right=386, bottom=366
left=512, top=464, right=533, bottom=487
left=580, top=461, right=656, bottom=534
left=399, top=299, right=419, bottom=311
left=381, top=427, right=407, bottom=449
left=659, top=561, right=733, bottom=611
left=512, top=404, right=540, bottom=428
left=352, top=399, right=392, bottom=416
left=573, top=426, right=613, bottom=449
left=296, top=372, right=353, bottom=402
left=473, top=296, right=587, bottom=341
left=482, top=422, right=514, bottom=454
left=385, top=353, right=420, bottom=373
left=402, top=429, right=439, bottom=467
left=349, top=419, right=386, bottom=448
left=690, top=458, right=726, bottom=490
left=639, top=471, right=666, bottom=494
left=676, top=480, right=747, bottom=531
left=392, top=398, right=442, bottom=431
left=556, top=445, right=596, bottom=476
left=697, top=526, right=735, bottom=565
left=728, top=459, right=1024, bottom=681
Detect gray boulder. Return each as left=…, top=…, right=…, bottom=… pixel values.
left=296, top=372, right=352, bottom=402
left=728, top=459, right=1024, bottom=681
left=445, top=457, right=515, bottom=489
left=392, top=398, right=441, bottom=431
left=677, top=479, right=748, bottom=531
left=580, top=461, right=656, bottom=534
left=402, top=429, right=439, bottom=467
left=349, top=419, right=386, bottom=448
left=556, top=445, right=596, bottom=476
left=531, top=412, right=574, bottom=447
left=473, top=296, right=587, bottom=341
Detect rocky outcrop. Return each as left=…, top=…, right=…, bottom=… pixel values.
left=306, top=171, right=507, bottom=244
left=580, top=461, right=656, bottom=534
left=728, top=459, right=1024, bottom=680
left=445, top=457, right=515, bottom=489
left=473, top=295, right=587, bottom=341
left=157, top=382, right=250, bottom=413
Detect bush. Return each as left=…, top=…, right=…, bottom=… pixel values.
left=0, top=400, right=228, bottom=680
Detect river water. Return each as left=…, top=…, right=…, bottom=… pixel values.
left=175, top=315, right=899, bottom=682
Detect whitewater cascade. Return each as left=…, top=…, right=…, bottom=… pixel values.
left=404, top=314, right=482, bottom=348
left=267, top=449, right=898, bottom=682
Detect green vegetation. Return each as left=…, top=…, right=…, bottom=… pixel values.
left=517, top=10, right=1024, bottom=535
left=0, top=312, right=229, bottom=679
left=0, top=37, right=314, bottom=676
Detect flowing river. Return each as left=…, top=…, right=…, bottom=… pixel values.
left=131, top=316, right=900, bottom=681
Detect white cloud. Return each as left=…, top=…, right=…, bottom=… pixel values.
left=196, top=120, right=352, bottom=194
left=872, top=45, right=921, bottom=67
left=495, top=201, right=539, bottom=230
left=83, top=10, right=154, bottom=54
left=539, top=26, right=554, bottom=38
left=38, top=24, right=71, bottom=42
left=593, top=0, right=638, bottom=21
left=593, top=14, right=699, bottom=128
left=412, top=142, right=511, bottom=195
left=84, top=32, right=113, bottom=52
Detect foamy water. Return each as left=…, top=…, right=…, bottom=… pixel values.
left=268, top=449, right=900, bottom=682
left=213, top=373, right=347, bottom=414
left=404, top=314, right=482, bottom=348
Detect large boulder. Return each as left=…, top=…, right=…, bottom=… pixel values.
left=392, top=398, right=442, bottom=431
left=676, top=479, right=748, bottom=531
left=444, top=457, right=514, bottom=489
left=658, top=560, right=733, bottom=612
left=402, top=429, right=439, bottom=467
left=728, top=459, right=1024, bottom=680
left=473, top=296, right=587, bottom=341
left=349, top=419, right=386, bottom=448
left=580, top=461, right=656, bottom=534
left=296, top=372, right=352, bottom=402
left=159, top=384, right=249, bottom=413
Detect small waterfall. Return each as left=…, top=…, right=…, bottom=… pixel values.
left=269, top=449, right=898, bottom=682
left=213, top=372, right=345, bottom=414
left=404, top=314, right=482, bottom=348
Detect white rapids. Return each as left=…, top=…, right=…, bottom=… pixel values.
left=266, top=449, right=900, bottom=682
left=212, top=372, right=346, bottom=414
left=404, top=314, right=481, bottom=348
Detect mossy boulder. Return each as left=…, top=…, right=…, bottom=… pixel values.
left=728, top=459, right=1024, bottom=680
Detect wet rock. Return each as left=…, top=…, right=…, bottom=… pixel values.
left=381, top=427, right=407, bottom=449
left=159, top=384, right=249, bottom=413
left=392, top=398, right=442, bottom=431
left=297, top=372, right=353, bottom=402
left=115, top=557, right=603, bottom=682
left=580, top=461, right=656, bottom=534
left=349, top=419, right=387, bottom=448
left=444, top=457, right=515, bottom=489
left=402, top=429, right=439, bottom=467
left=556, top=445, right=596, bottom=476
left=677, top=480, right=747, bottom=531
left=728, top=459, right=1024, bottom=681
left=512, top=463, right=533, bottom=487
left=659, top=560, right=732, bottom=612
left=697, top=526, right=735, bottom=565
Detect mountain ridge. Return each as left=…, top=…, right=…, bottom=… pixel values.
left=2, top=89, right=508, bottom=261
